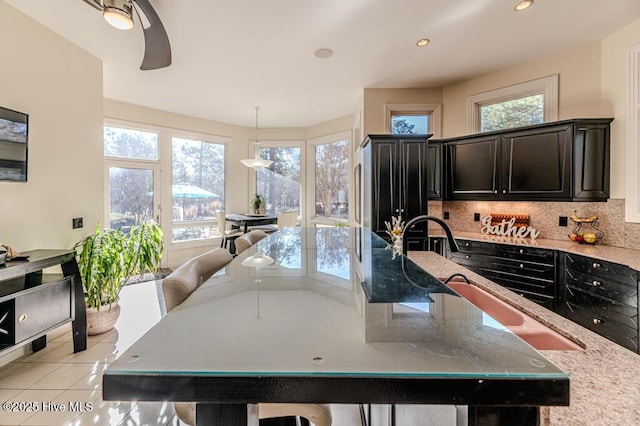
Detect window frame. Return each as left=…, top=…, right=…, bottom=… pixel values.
left=306, top=131, right=352, bottom=227
left=169, top=130, right=231, bottom=246
left=103, top=118, right=231, bottom=251
left=627, top=42, right=640, bottom=222
left=249, top=140, right=306, bottom=224
left=466, top=75, right=559, bottom=133
left=384, top=104, right=442, bottom=138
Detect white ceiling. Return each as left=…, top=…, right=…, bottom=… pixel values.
left=5, top=0, right=640, bottom=128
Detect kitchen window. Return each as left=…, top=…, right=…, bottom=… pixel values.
left=385, top=104, right=441, bottom=137
left=467, top=75, right=558, bottom=133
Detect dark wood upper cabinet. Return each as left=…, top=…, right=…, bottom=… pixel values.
left=426, top=141, right=444, bottom=200
left=438, top=118, right=613, bottom=201
left=361, top=134, right=431, bottom=249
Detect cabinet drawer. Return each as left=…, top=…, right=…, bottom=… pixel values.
left=456, top=240, right=554, bottom=264
left=0, top=277, right=73, bottom=346
left=456, top=240, right=497, bottom=255
left=565, top=253, right=638, bottom=287
left=565, top=268, right=637, bottom=308
left=564, top=299, right=638, bottom=352
left=468, top=266, right=555, bottom=297
left=565, top=285, right=638, bottom=331
left=449, top=252, right=555, bottom=282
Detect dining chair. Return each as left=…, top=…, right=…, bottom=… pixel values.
left=161, top=247, right=233, bottom=312
left=217, top=211, right=244, bottom=253
left=249, top=210, right=299, bottom=233
left=277, top=210, right=299, bottom=229
left=162, top=247, right=331, bottom=426
left=235, top=229, right=269, bottom=255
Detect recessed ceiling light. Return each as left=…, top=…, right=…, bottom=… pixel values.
left=416, top=38, right=430, bottom=47
left=514, top=0, right=534, bottom=11
left=314, top=48, right=334, bottom=59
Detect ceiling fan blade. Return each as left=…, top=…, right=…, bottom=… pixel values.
left=81, top=0, right=104, bottom=11
left=133, top=0, right=172, bottom=70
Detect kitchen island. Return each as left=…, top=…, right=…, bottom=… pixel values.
left=103, top=227, right=568, bottom=425
left=409, top=250, right=640, bottom=425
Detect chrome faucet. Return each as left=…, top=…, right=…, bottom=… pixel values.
left=402, top=215, right=460, bottom=255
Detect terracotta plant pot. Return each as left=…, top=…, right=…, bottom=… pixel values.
left=86, top=301, right=121, bottom=335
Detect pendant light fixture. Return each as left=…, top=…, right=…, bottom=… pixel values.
left=102, top=0, right=134, bottom=30
left=241, top=107, right=274, bottom=169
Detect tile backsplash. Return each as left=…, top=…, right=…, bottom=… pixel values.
left=429, top=199, right=640, bottom=251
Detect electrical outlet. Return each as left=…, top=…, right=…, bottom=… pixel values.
left=474, top=213, right=480, bottom=222
left=559, top=216, right=568, bottom=227
left=443, top=211, right=450, bottom=220
left=72, top=217, right=83, bottom=229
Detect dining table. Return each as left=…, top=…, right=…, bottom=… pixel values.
left=102, top=227, right=569, bottom=426
left=225, top=212, right=278, bottom=233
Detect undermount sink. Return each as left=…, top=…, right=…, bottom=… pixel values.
left=446, top=281, right=583, bottom=351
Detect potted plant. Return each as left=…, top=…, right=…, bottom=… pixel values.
left=75, top=221, right=164, bottom=335
left=251, top=193, right=266, bottom=215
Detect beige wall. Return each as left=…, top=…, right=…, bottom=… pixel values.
left=442, top=42, right=603, bottom=139
left=440, top=25, right=640, bottom=200
left=0, top=2, right=103, bottom=251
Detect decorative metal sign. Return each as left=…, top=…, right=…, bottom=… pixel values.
left=480, top=215, right=540, bottom=239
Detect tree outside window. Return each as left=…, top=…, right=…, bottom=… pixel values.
left=391, top=114, right=428, bottom=135
left=257, top=146, right=301, bottom=214
left=171, top=137, right=225, bottom=241
left=479, top=94, right=544, bottom=132
left=314, top=140, right=349, bottom=219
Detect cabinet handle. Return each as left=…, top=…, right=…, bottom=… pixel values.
left=494, top=190, right=498, bottom=194
left=593, top=318, right=603, bottom=325
left=395, top=209, right=399, bottom=213
left=519, top=263, right=524, bottom=269
left=18, top=314, right=27, bottom=323
left=592, top=280, right=602, bottom=287
left=592, top=262, right=601, bottom=269
left=465, top=255, right=470, bottom=259
left=502, top=189, right=507, bottom=194
left=464, top=242, right=470, bottom=247
left=519, top=249, right=524, bottom=254
left=435, top=191, right=440, bottom=195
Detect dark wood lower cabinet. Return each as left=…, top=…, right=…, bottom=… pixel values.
left=445, top=239, right=640, bottom=354
left=562, top=253, right=639, bottom=353
left=446, top=239, right=557, bottom=311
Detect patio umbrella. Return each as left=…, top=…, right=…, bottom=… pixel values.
left=172, top=183, right=219, bottom=199
left=172, top=183, right=220, bottom=217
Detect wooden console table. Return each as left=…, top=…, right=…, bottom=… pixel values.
left=0, top=249, right=87, bottom=355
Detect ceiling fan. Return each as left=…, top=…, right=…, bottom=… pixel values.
left=81, top=0, right=171, bottom=70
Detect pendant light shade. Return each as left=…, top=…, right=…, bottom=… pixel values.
left=103, top=0, right=134, bottom=30
left=241, top=107, right=273, bottom=169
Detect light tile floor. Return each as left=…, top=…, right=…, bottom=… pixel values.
left=0, top=280, right=180, bottom=426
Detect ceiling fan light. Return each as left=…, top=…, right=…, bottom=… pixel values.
left=242, top=107, right=274, bottom=169
left=240, top=158, right=274, bottom=169
left=103, top=0, right=134, bottom=30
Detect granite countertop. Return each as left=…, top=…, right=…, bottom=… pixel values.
left=431, top=230, right=640, bottom=271
left=409, top=251, right=640, bottom=426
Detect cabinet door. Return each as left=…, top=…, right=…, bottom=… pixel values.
left=447, top=136, right=499, bottom=200
left=400, top=139, right=429, bottom=241
left=427, top=142, right=442, bottom=199
left=370, top=141, right=399, bottom=237
left=573, top=122, right=610, bottom=200
left=501, top=125, right=572, bottom=199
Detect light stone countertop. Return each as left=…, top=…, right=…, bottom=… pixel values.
left=408, top=250, right=640, bottom=426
